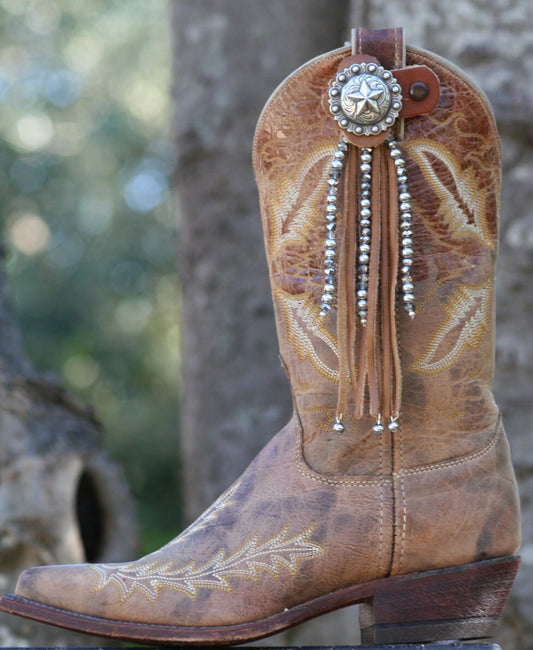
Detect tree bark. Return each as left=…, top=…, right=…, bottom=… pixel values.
left=171, top=1, right=370, bottom=643
left=171, top=0, right=349, bottom=519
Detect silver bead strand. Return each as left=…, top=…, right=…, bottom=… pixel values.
left=357, top=146, right=373, bottom=326
left=387, top=135, right=415, bottom=319
left=320, top=140, right=348, bottom=317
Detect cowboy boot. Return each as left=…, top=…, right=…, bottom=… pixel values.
left=0, top=27, right=521, bottom=645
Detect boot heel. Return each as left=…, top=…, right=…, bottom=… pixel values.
left=360, top=555, right=520, bottom=645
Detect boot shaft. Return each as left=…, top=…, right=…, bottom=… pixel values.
left=253, top=30, right=501, bottom=476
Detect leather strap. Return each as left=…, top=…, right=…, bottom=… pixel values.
left=353, top=27, right=405, bottom=70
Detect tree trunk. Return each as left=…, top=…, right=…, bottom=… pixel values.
left=171, top=1, right=371, bottom=644
left=0, top=261, right=139, bottom=645
left=351, top=2, right=533, bottom=648
left=171, top=0, right=348, bottom=518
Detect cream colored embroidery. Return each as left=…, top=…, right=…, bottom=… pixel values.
left=91, top=526, right=323, bottom=603
left=414, top=282, right=492, bottom=374
left=277, top=291, right=339, bottom=381
left=406, top=139, right=495, bottom=250
left=264, top=141, right=342, bottom=382
left=162, top=480, right=241, bottom=549
left=267, top=142, right=332, bottom=256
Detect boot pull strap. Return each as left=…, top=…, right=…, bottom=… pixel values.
left=353, top=27, right=405, bottom=70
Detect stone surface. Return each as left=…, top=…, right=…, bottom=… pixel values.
left=0, top=262, right=139, bottom=645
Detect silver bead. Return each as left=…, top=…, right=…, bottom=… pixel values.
left=399, top=192, right=411, bottom=202
left=373, top=423, right=385, bottom=435
left=324, top=283, right=335, bottom=293
left=359, top=243, right=370, bottom=253
left=333, top=420, right=345, bottom=433
left=403, top=282, right=414, bottom=293
left=325, top=249, right=336, bottom=259
left=359, top=253, right=370, bottom=264
left=325, top=238, right=337, bottom=249
left=403, top=293, right=415, bottom=303
left=357, top=289, right=368, bottom=299
left=322, top=293, right=334, bottom=303
left=388, top=420, right=399, bottom=433
left=400, top=201, right=411, bottom=212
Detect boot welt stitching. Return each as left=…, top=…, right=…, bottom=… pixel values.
left=294, top=437, right=392, bottom=487
left=396, top=415, right=502, bottom=477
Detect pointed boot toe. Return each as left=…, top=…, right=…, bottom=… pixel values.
left=13, top=563, right=110, bottom=618
left=0, top=26, right=521, bottom=646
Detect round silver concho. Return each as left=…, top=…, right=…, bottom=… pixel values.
left=329, top=62, right=402, bottom=136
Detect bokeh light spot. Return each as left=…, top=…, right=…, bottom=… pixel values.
left=63, top=353, right=100, bottom=389
left=46, top=69, right=82, bottom=107
left=123, top=169, right=167, bottom=213
left=9, top=212, right=51, bottom=255
left=114, top=297, right=153, bottom=334
left=16, top=111, right=54, bottom=151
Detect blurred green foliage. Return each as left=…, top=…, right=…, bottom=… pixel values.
left=0, top=0, right=182, bottom=551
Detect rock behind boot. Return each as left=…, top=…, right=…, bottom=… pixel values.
left=0, top=27, right=521, bottom=646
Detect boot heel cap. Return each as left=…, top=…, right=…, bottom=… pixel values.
left=360, top=555, right=520, bottom=645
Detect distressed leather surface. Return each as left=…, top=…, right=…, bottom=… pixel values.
left=12, top=39, right=521, bottom=628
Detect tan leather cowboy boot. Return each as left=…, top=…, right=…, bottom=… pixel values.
left=0, top=28, right=521, bottom=645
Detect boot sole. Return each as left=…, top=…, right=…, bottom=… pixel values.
left=0, top=555, right=519, bottom=645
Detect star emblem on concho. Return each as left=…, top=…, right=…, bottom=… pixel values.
left=329, top=62, right=402, bottom=136
left=346, top=77, right=385, bottom=120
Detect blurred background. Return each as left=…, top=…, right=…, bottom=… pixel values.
left=0, top=0, right=532, bottom=647
left=0, top=0, right=181, bottom=551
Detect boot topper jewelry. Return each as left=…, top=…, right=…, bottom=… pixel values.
left=319, top=28, right=439, bottom=434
